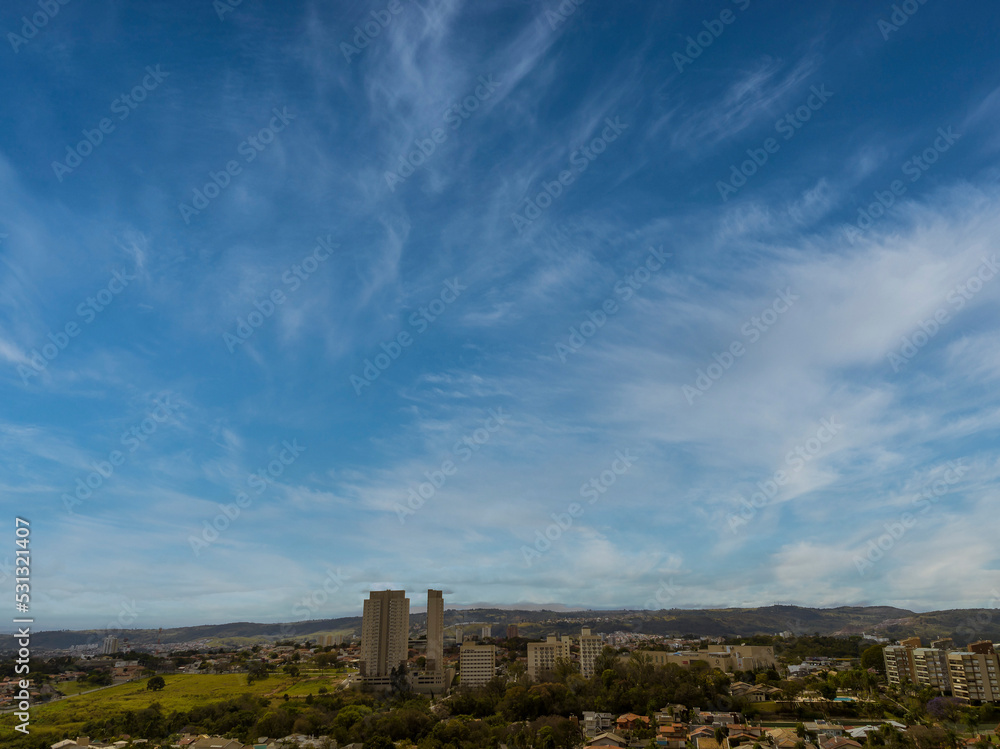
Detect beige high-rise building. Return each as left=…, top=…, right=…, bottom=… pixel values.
left=913, top=647, right=952, bottom=691
left=426, top=589, right=444, bottom=673
left=949, top=643, right=1000, bottom=703
left=882, top=637, right=1000, bottom=704
left=527, top=635, right=571, bottom=680
left=459, top=642, right=496, bottom=686
left=884, top=637, right=920, bottom=687
left=579, top=628, right=603, bottom=678
left=360, top=590, right=409, bottom=680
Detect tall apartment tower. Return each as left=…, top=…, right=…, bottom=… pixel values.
left=360, top=590, right=409, bottom=678
left=426, top=589, right=444, bottom=673
left=949, top=642, right=1000, bottom=702
left=579, top=627, right=603, bottom=678
left=102, top=635, right=120, bottom=655
left=913, top=647, right=952, bottom=692
left=884, top=637, right=921, bottom=687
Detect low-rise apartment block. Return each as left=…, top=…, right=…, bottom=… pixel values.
left=459, top=642, right=496, bottom=687
left=527, top=634, right=571, bottom=680
left=622, top=644, right=775, bottom=674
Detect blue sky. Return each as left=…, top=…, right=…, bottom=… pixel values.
left=2, top=0, right=1000, bottom=631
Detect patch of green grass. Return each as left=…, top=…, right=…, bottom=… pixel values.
left=279, top=674, right=345, bottom=697
left=53, top=679, right=103, bottom=696
left=0, top=672, right=344, bottom=736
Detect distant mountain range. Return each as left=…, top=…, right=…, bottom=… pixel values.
left=5, top=605, right=998, bottom=653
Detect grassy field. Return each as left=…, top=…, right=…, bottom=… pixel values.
left=0, top=671, right=350, bottom=738
left=54, top=679, right=103, bottom=696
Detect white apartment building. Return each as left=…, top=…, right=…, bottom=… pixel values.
left=579, top=627, right=604, bottom=678
left=527, top=635, right=571, bottom=680
left=459, top=642, right=496, bottom=686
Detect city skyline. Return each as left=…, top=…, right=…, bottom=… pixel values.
left=2, top=1, right=1000, bottom=631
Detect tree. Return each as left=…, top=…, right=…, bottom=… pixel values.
left=861, top=644, right=886, bottom=675
left=507, top=660, right=527, bottom=684
left=246, top=659, right=270, bottom=685
left=553, top=657, right=579, bottom=683
left=780, top=680, right=804, bottom=701
left=817, top=682, right=837, bottom=700
left=537, top=726, right=556, bottom=749
left=146, top=675, right=165, bottom=691
left=965, top=710, right=981, bottom=739
left=626, top=651, right=654, bottom=686
left=593, top=646, right=623, bottom=679
left=927, top=696, right=964, bottom=724
left=389, top=663, right=411, bottom=697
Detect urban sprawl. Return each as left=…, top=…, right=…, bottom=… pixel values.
left=3, top=592, right=998, bottom=749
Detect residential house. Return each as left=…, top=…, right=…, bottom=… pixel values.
left=584, top=711, right=614, bottom=737
left=192, top=737, right=248, bottom=749
left=615, top=713, right=650, bottom=732
left=743, top=684, right=781, bottom=702
left=656, top=721, right=688, bottom=749
left=49, top=739, right=112, bottom=749
left=804, top=721, right=845, bottom=741
left=767, top=728, right=801, bottom=748
left=689, top=735, right=722, bottom=749
left=688, top=726, right=721, bottom=749
left=726, top=731, right=759, bottom=747
left=820, top=738, right=862, bottom=749
left=728, top=681, right=753, bottom=696
left=725, top=727, right=763, bottom=747
left=693, top=711, right=742, bottom=726
left=586, top=731, right=629, bottom=748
